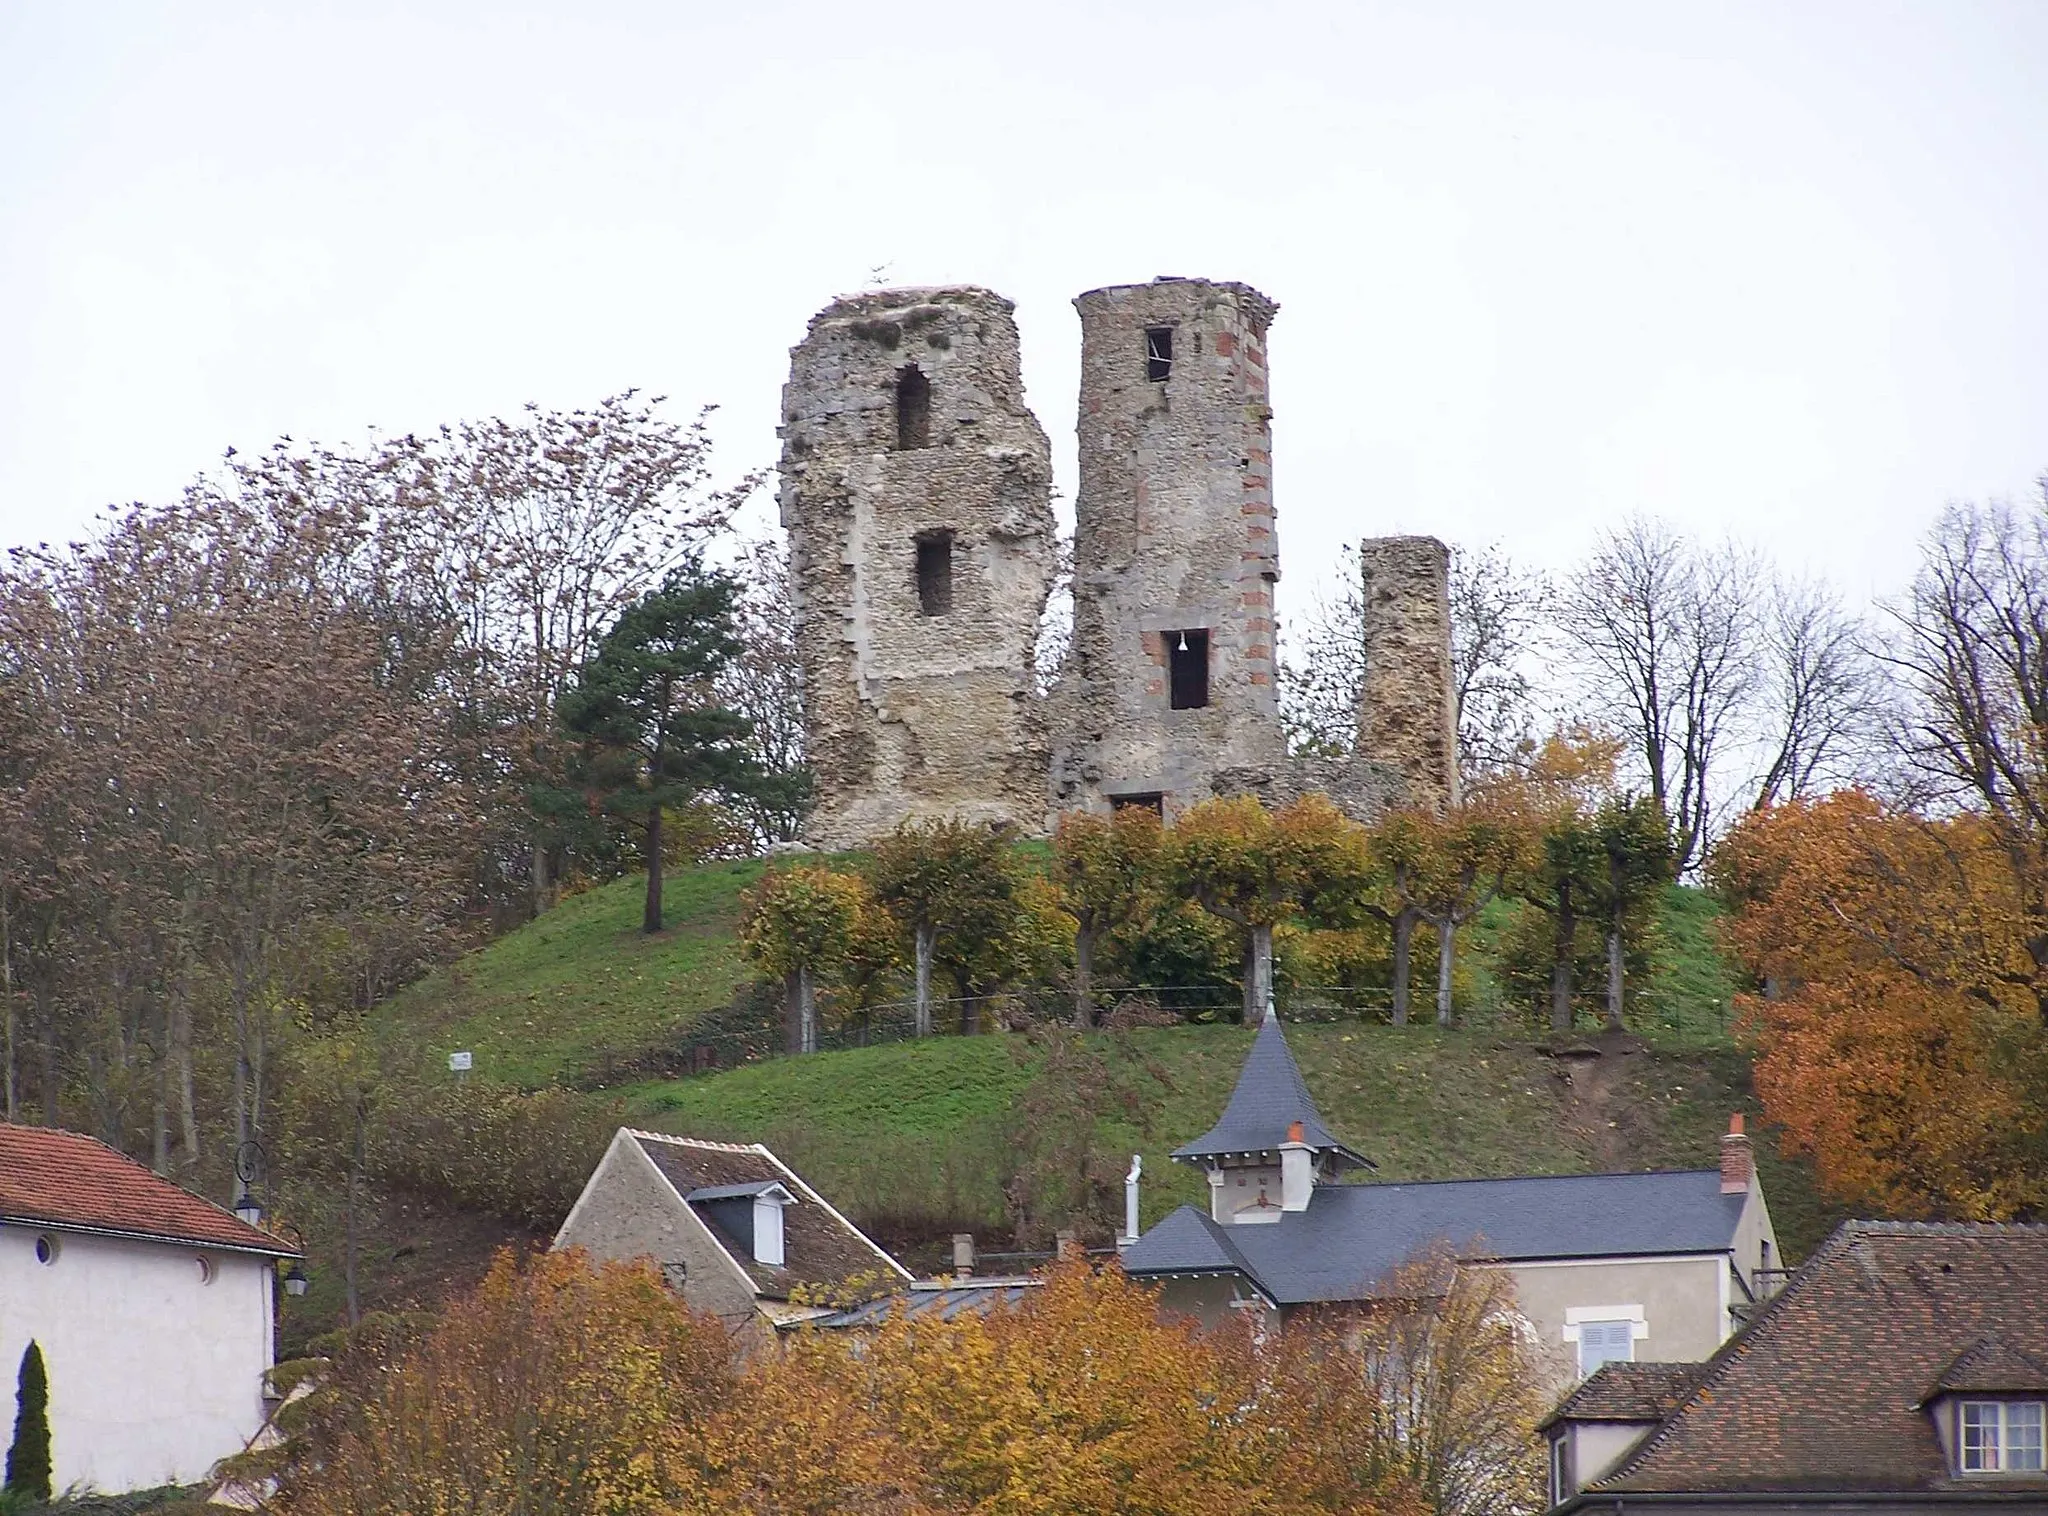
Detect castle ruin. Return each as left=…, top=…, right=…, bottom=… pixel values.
left=779, top=276, right=1456, bottom=847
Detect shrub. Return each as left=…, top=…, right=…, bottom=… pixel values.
left=4, top=1340, right=51, bottom=1502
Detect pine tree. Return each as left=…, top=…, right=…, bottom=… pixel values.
left=4, top=1340, right=52, bottom=1501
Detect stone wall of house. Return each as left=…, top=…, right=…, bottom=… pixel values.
left=778, top=287, right=1056, bottom=849
left=1358, top=535, right=1460, bottom=811
left=1051, top=278, right=1289, bottom=819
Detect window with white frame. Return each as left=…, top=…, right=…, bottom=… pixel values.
left=1576, top=1319, right=1636, bottom=1376
left=1960, top=1401, right=2046, bottom=1473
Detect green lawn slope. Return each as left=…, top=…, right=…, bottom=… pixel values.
left=361, top=860, right=1847, bottom=1274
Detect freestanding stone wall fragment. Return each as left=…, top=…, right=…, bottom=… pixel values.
left=1358, top=535, right=1459, bottom=811
left=1055, top=278, right=1289, bottom=817
left=778, top=287, right=1056, bottom=848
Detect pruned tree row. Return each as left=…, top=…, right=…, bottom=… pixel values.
left=740, top=755, right=1680, bottom=1052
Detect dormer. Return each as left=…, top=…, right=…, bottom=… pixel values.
left=1171, top=1005, right=1371, bottom=1225
left=1920, top=1337, right=2048, bottom=1478
left=686, top=1180, right=797, bottom=1268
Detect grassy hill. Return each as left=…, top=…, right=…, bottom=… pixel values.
left=345, top=861, right=1845, bottom=1287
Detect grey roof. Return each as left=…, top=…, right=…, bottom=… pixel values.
left=1170, top=1011, right=1371, bottom=1170
left=794, top=1280, right=1042, bottom=1329
left=1123, top=1169, right=1747, bottom=1306
left=685, top=1180, right=791, bottom=1203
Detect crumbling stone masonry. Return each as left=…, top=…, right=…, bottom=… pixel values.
left=778, top=276, right=1461, bottom=845
left=1052, top=278, right=1290, bottom=818
left=1358, top=536, right=1460, bottom=811
left=777, top=287, right=1056, bottom=849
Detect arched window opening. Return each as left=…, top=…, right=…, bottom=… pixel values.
left=896, top=367, right=932, bottom=450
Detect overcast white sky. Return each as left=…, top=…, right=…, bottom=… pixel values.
left=2, top=1, right=2043, bottom=615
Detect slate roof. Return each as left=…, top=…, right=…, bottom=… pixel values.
left=1123, top=1169, right=1746, bottom=1305
left=795, top=1278, right=1042, bottom=1330
left=0, top=1123, right=296, bottom=1255
left=1582, top=1221, right=2048, bottom=1499
left=1170, top=1009, right=1371, bottom=1170
left=1542, top=1362, right=1703, bottom=1428
left=627, top=1131, right=911, bottom=1297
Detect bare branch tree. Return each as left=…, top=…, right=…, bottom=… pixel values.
left=1559, top=519, right=1760, bottom=871
left=1751, top=574, right=1881, bottom=809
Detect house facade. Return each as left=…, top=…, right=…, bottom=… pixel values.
left=0, top=1124, right=297, bottom=1494
left=553, top=1129, right=912, bottom=1331
left=1544, top=1221, right=2048, bottom=1511
left=1119, top=1011, right=1778, bottom=1381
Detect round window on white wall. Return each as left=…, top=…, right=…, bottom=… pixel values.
left=33, top=1234, right=58, bottom=1265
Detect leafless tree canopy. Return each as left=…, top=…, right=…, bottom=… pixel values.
left=1557, top=520, right=1763, bottom=871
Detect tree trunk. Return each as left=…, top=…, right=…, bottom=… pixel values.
left=960, top=993, right=980, bottom=1037
left=1606, top=920, right=1626, bottom=1031
left=173, top=997, right=200, bottom=1169
left=1436, top=917, right=1457, bottom=1027
left=531, top=839, right=555, bottom=917
left=799, top=965, right=816, bottom=1053
left=1, top=890, right=13, bottom=1123
left=345, top=1094, right=365, bottom=1328
left=784, top=971, right=804, bottom=1055
left=914, top=923, right=935, bottom=1037
left=1390, top=908, right=1416, bottom=1026
left=1244, top=922, right=1275, bottom=1023
left=643, top=805, right=665, bottom=934
left=1074, top=924, right=1096, bottom=1029
left=1550, top=894, right=1578, bottom=1033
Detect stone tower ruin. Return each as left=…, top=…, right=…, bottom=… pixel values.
left=777, top=275, right=1461, bottom=847
left=1052, top=278, right=1289, bottom=817
left=776, top=287, right=1056, bottom=849
left=1358, top=536, right=1460, bottom=811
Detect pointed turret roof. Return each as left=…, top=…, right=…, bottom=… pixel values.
left=1171, top=1006, right=1372, bottom=1171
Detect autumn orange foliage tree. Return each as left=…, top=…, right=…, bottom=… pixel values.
left=1714, top=792, right=2048, bottom=1218
left=265, top=1249, right=1580, bottom=1516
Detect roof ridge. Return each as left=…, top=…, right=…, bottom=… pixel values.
left=1353, top=1168, right=1723, bottom=1190
left=624, top=1129, right=760, bottom=1154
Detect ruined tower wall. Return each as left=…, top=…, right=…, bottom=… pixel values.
left=778, top=287, right=1056, bottom=848
left=1357, top=535, right=1460, bottom=811
left=1055, top=278, right=1288, bottom=817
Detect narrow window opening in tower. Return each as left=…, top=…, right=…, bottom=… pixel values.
left=1167, top=629, right=1210, bottom=709
left=915, top=531, right=954, bottom=616
left=1111, top=792, right=1164, bottom=817
left=896, top=366, right=932, bottom=449
left=1144, top=326, right=1174, bottom=382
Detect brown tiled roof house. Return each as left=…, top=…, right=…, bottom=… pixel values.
left=1544, top=1220, right=2048, bottom=1511
left=0, top=1123, right=297, bottom=1494
left=552, top=1130, right=912, bottom=1331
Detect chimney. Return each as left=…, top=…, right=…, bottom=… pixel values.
left=1055, top=1228, right=1081, bottom=1261
left=1280, top=1118, right=1314, bottom=1212
left=1120, top=1155, right=1143, bottom=1249
left=1720, top=1113, right=1754, bottom=1195
left=951, top=1233, right=975, bottom=1278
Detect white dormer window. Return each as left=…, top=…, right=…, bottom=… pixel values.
left=753, top=1190, right=788, bottom=1268
left=1961, top=1401, right=2046, bottom=1473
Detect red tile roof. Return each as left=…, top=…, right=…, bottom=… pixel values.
left=1594, top=1221, right=2048, bottom=1497
left=0, top=1124, right=295, bottom=1254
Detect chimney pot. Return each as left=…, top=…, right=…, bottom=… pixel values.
left=1720, top=1112, right=1755, bottom=1195
left=1287, top=1119, right=1304, bottom=1143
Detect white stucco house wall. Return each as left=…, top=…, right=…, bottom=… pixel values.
left=0, top=1124, right=298, bottom=1494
